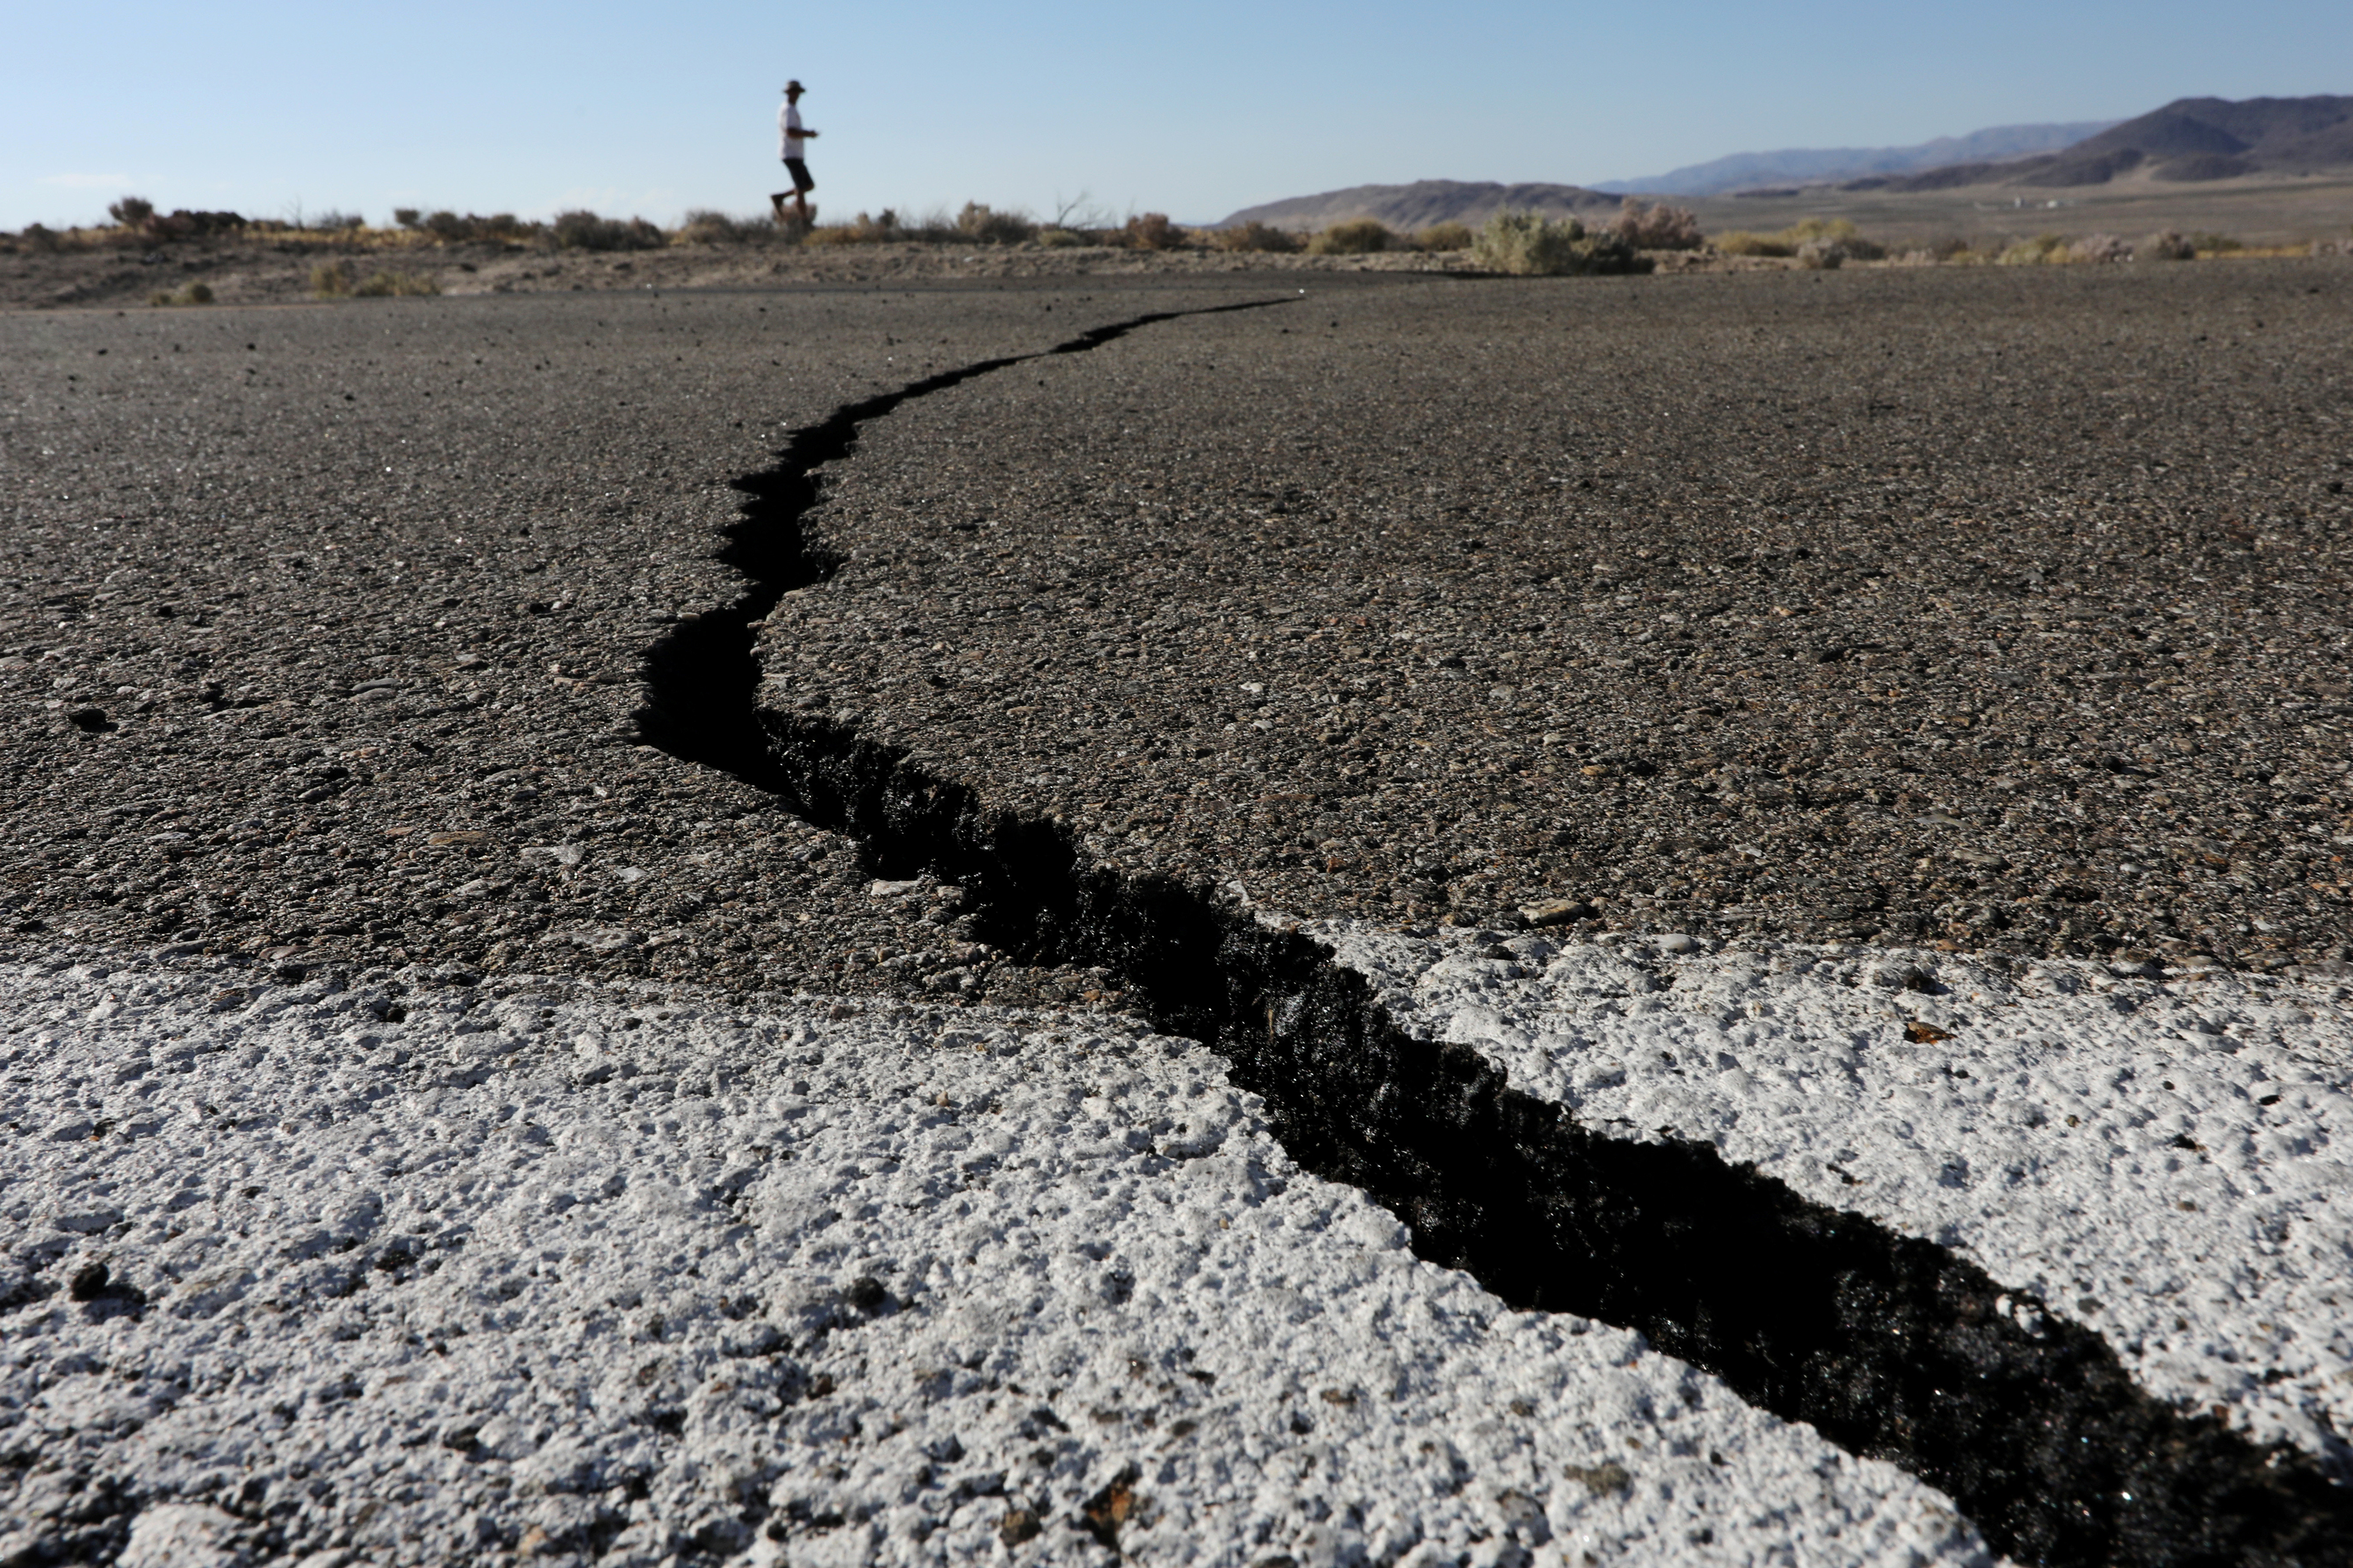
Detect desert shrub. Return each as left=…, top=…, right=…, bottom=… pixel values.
left=2188, top=231, right=2244, bottom=255
left=311, top=261, right=353, bottom=297
left=420, top=210, right=534, bottom=243
left=1412, top=221, right=1474, bottom=252
left=809, top=209, right=895, bottom=245
left=2140, top=230, right=2196, bottom=261
left=1309, top=217, right=1394, bottom=255
left=19, top=223, right=60, bottom=253
left=1470, top=209, right=1650, bottom=276
left=1474, top=209, right=1576, bottom=272
left=903, top=209, right=969, bottom=242
left=353, top=271, right=440, bottom=296
left=1212, top=221, right=1302, bottom=253
left=1124, top=212, right=1187, bottom=250
left=393, top=208, right=422, bottom=230
left=1787, top=217, right=1883, bottom=263
left=148, top=282, right=215, bottom=307
left=138, top=209, right=246, bottom=241
left=310, top=211, right=365, bottom=232
left=1036, top=227, right=1092, bottom=248
left=1719, top=217, right=1882, bottom=263
left=677, top=209, right=770, bottom=244
left=957, top=202, right=1037, bottom=244
left=1610, top=198, right=1703, bottom=250
left=2067, top=233, right=2131, bottom=263
left=1793, top=220, right=1859, bottom=254
left=551, top=209, right=663, bottom=251
left=108, top=196, right=155, bottom=229
left=821, top=207, right=966, bottom=243
left=848, top=209, right=903, bottom=243
left=1995, top=234, right=2068, bottom=266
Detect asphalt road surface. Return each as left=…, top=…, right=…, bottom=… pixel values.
left=4, top=262, right=2350, bottom=1566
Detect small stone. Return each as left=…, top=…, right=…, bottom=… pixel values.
left=1566, top=1460, right=1632, bottom=1496
left=1520, top=899, right=1592, bottom=928
left=118, top=1504, right=247, bottom=1568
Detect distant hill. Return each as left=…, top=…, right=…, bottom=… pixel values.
left=1598, top=122, right=2114, bottom=197
left=2019, top=95, right=2353, bottom=185
left=1218, top=180, right=1622, bottom=233
left=1220, top=97, right=2353, bottom=230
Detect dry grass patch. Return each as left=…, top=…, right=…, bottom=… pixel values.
left=312, top=261, right=438, bottom=298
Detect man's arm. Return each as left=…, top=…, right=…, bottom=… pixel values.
left=796, top=127, right=819, bottom=139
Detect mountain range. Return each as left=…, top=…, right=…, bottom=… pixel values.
left=1597, top=122, right=2114, bottom=197
left=1216, top=96, right=2353, bottom=227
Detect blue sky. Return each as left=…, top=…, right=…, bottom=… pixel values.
left=5, top=0, right=2347, bottom=230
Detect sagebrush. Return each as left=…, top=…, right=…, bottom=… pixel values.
left=1610, top=198, right=1703, bottom=250
left=1211, top=222, right=1301, bottom=254
left=552, top=210, right=663, bottom=251
left=1471, top=210, right=1648, bottom=276
left=1308, top=218, right=1393, bottom=255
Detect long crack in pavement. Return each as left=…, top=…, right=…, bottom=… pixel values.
left=636, top=303, right=2353, bottom=1567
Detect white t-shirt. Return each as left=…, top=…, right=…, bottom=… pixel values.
left=779, top=103, right=805, bottom=160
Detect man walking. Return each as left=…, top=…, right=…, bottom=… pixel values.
left=770, top=81, right=819, bottom=224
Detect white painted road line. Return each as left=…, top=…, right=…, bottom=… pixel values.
left=1319, top=922, right=2353, bottom=1466
left=2, top=959, right=1989, bottom=1566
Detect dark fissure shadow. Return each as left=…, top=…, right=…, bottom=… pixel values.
left=637, top=302, right=2352, bottom=1568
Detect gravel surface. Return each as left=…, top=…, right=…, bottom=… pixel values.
left=0, top=957, right=1986, bottom=1567
left=1317, top=922, right=2353, bottom=1464
left=763, top=259, right=2353, bottom=973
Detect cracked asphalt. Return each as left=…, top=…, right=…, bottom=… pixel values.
left=764, top=261, right=2353, bottom=978
left=7, top=260, right=2353, bottom=1568
left=6, top=261, right=2351, bottom=1000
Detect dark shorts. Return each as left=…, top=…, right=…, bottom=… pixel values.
left=782, top=157, right=814, bottom=193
